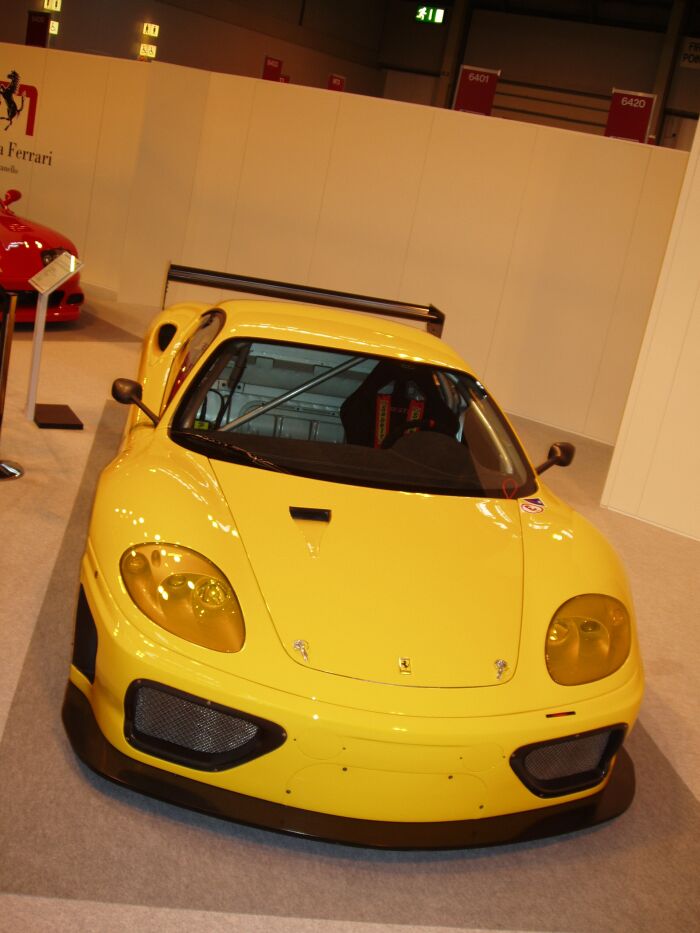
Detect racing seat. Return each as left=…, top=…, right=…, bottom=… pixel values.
left=340, top=359, right=459, bottom=447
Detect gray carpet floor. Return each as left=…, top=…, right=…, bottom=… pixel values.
left=0, top=403, right=698, bottom=933
left=11, top=309, right=142, bottom=343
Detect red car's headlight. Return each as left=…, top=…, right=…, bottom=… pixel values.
left=41, top=247, right=69, bottom=266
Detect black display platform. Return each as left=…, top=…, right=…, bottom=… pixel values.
left=34, top=403, right=83, bottom=430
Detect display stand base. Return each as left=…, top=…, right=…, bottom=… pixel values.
left=34, top=403, right=83, bottom=430
left=0, top=460, right=24, bottom=480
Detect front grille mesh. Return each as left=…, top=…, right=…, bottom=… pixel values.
left=511, top=726, right=626, bottom=797
left=13, top=290, right=65, bottom=308
left=133, top=685, right=258, bottom=755
left=524, top=732, right=609, bottom=781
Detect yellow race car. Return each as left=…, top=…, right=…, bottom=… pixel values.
left=62, top=267, right=643, bottom=848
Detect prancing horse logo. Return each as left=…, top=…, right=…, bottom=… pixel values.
left=0, top=71, right=25, bottom=132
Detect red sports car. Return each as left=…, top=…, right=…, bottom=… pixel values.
left=0, top=188, right=84, bottom=323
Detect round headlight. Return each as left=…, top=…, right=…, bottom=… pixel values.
left=120, top=543, right=245, bottom=652
left=545, top=594, right=631, bottom=685
left=41, top=247, right=68, bottom=266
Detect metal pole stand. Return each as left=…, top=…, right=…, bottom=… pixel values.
left=26, top=255, right=83, bottom=430
left=0, top=287, right=24, bottom=480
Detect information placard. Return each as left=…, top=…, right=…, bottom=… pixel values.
left=604, top=89, right=656, bottom=143
left=29, top=251, right=83, bottom=294
left=453, top=66, right=501, bottom=116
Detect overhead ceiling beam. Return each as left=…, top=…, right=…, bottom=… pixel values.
left=649, top=0, right=688, bottom=143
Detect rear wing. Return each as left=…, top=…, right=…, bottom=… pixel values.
left=163, top=264, right=445, bottom=338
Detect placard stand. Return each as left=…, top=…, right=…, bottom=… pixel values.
left=26, top=253, right=84, bottom=430
left=0, top=289, right=24, bottom=480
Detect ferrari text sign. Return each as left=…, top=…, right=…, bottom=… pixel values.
left=604, top=90, right=656, bottom=143
left=453, top=66, right=500, bottom=115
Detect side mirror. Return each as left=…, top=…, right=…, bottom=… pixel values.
left=112, top=378, right=159, bottom=426
left=1, top=188, right=21, bottom=210
left=536, top=441, right=575, bottom=475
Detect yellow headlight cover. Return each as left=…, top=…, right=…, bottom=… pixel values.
left=120, top=544, right=245, bottom=652
left=545, top=594, right=631, bottom=685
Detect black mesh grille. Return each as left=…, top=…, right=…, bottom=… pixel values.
left=134, top=685, right=258, bottom=754
left=125, top=680, right=286, bottom=771
left=13, top=291, right=37, bottom=308
left=524, top=732, right=609, bottom=781
left=11, top=290, right=66, bottom=309
left=511, top=726, right=626, bottom=798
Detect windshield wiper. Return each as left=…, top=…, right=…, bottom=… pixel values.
left=219, top=354, right=364, bottom=432
left=170, top=429, right=290, bottom=474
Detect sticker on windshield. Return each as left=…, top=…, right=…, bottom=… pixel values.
left=520, top=497, right=545, bottom=514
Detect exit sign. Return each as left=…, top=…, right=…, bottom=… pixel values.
left=416, top=6, right=445, bottom=23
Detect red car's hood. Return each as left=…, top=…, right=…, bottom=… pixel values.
left=0, top=207, right=78, bottom=285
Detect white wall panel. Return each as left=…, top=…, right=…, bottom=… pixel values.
left=118, top=63, right=209, bottom=305
left=309, top=94, right=435, bottom=296
left=583, top=147, right=684, bottom=441
left=181, top=73, right=257, bottom=272
left=81, top=60, right=148, bottom=293
left=225, top=81, right=339, bottom=282
left=400, top=110, right=537, bottom=374
left=637, top=299, right=700, bottom=538
left=603, top=127, right=700, bottom=539
left=484, top=129, right=664, bottom=436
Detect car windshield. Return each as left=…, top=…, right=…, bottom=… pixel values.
left=171, top=339, right=536, bottom=497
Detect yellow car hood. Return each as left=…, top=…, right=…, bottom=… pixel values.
left=211, top=461, right=524, bottom=688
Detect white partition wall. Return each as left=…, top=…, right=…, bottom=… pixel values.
left=478, top=132, right=683, bottom=442
left=0, top=42, right=688, bottom=446
left=83, top=59, right=149, bottom=294
left=602, top=125, right=700, bottom=541
left=118, top=62, right=210, bottom=306
left=227, top=80, right=341, bottom=283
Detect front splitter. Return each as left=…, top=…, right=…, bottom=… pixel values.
left=62, top=681, right=635, bottom=850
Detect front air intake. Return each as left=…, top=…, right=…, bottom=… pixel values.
left=72, top=586, right=98, bottom=683
left=510, top=725, right=626, bottom=798
left=125, top=680, right=286, bottom=771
